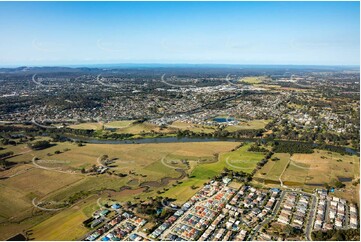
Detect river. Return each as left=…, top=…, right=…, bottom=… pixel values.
left=64, top=135, right=359, bottom=155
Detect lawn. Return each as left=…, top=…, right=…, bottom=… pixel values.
left=220, top=143, right=266, bottom=172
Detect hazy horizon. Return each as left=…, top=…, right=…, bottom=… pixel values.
left=0, top=1, right=359, bottom=66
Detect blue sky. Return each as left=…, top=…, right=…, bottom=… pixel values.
left=0, top=1, right=359, bottom=66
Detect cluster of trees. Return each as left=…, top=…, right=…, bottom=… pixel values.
left=248, top=144, right=269, bottom=153
left=0, top=159, right=16, bottom=170
left=312, top=229, right=360, bottom=241
left=218, top=168, right=253, bottom=183
left=251, top=151, right=274, bottom=176
left=273, top=141, right=314, bottom=154
left=134, top=196, right=173, bottom=223
left=0, top=151, right=14, bottom=159
left=27, top=140, right=52, bottom=150
left=66, top=190, right=91, bottom=204
left=176, top=128, right=264, bottom=139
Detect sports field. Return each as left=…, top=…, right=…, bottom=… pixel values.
left=225, top=119, right=270, bottom=131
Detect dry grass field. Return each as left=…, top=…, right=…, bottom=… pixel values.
left=290, top=150, right=359, bottom=185
left=254, top=150, right=359, bottom=190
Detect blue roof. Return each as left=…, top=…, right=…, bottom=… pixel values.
left=102, top=237, right=110, bottom=241
left=111, top=204, right=121, bottom=209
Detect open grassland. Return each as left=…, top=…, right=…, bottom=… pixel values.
left=290, top=150, right=359, bottom=185
left=69, top=121, right=175, bottom=135
left=225, top=119, right=270, bottom=131
left=0, top=140, right=239, bottom=239
left=254, top=150, right=359, bottom=190
left=0, top=167, right=83, bottom=221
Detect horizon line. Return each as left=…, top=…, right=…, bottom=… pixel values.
left=0, top=63, right=360, bottom=69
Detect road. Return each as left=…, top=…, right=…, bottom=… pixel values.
left=224, top=74, right=239, bottom=87
left=96, top=74, right=121, bottom=88
left=248, top=190, right=286, bottom=240
left=304, top=192, right=318, bottom=241
left=31, top=116, right=57, bottom=129
left=31, top=156, right=81, bottom=175
left=161, top=74, right=196, bottom=88
left=32, top=74, right=57, bottom=88
left=32, top=197, right=65, bottom=212
left=278, top=159, right=291, bottom=188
